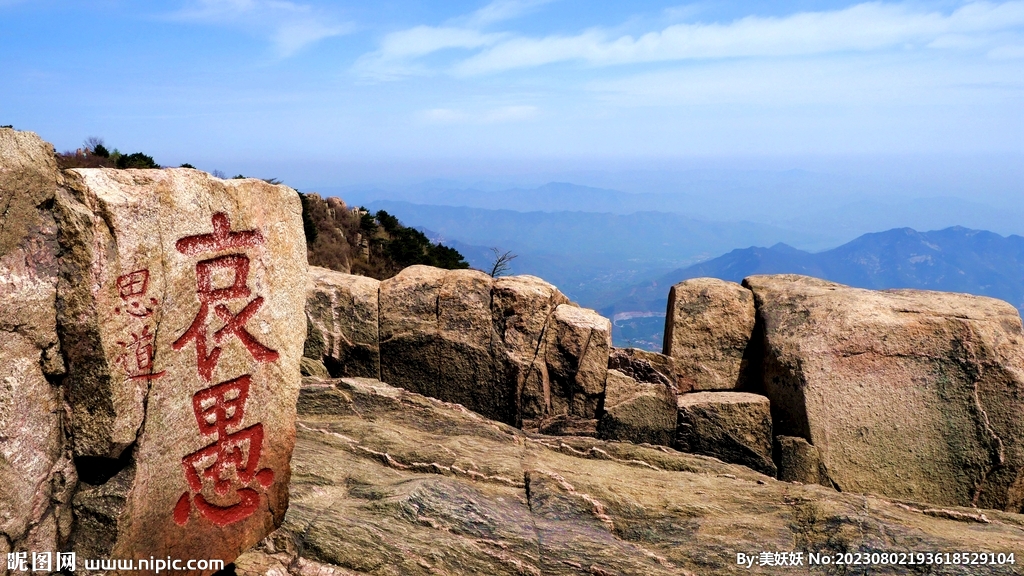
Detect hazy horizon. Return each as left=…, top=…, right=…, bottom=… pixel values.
left=3, top=1, right=1022, bottom=193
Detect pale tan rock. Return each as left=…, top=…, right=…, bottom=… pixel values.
left=0, top=128, right=73, bottom=556
left=597, top=369, right=677, bottom=446
left=249, top=375, right=1024, bottom=576
left=746, top=274, right=1024, bottom=510
left=304, top=266, right=379, bottom=379
left=663, top=278, right=756, bottom=391
left=675, top=391, right=776, bottom=476
left=538, top=304, right=612, bottom=420
left=491, top=274, right=569, bottom=422
left=55, top=168, right=305, bottom=563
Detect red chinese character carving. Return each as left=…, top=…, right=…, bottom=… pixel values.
left=173, top=375, right=275, bottom=527
left=175, top=212, right=264, bottom=256
left=172, top=214, right=278, bottom=381
left=114, top=269, right=158, bottom=318
left=115, top=325, right=166, bottom=381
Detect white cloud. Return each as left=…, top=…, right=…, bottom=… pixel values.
left=419, top=105, right=539, bottom=124
left=354, top=0, right=554, bottom=79
left=354, top=26, right=506, bottom=79
left=354, top=1, right=1024, bottom=80
left=588, top=54, right=1024, bottom=108
left=171, top=0, right=351, bottom=57
left=444, top=1, right=1024, bottom=74
left=463, top=0, right=555, bottom=27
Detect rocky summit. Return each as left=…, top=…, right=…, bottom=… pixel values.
left=236, top=376, right=1024, bottom=576
left=4, top=127, right=1024, bottom=575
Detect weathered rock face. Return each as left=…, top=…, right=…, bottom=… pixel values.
left=775, top=435, right=826, bottom=485
left=746, top=274, right=1024, bottom=511
left=675, top=391, right=776, bottom=476
left=491, top=274, right=570, bottom=423
left=305, top=266, right=379, bottom=379
left=0, top=129, right=75, bottom=557
left=379, top=266, right=515, bottom=424
left=598, top=369, right=677, bottom=446
left=608, top=347, right=678, bottom=391
left=663, top=278, right=757, bottom=391
left=236, top=376, right=1024, bottom=576
left=56, top=168, right=306, bottom=561
left=535, top=304, right=612, bottom=421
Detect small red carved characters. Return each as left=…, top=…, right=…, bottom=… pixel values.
left=115, top=325, right=166, bottom=381
left=172, top=213, right=278, bottom=382
left=115, top=269, right=158, bottom=318
left=113, top=269, right=165, bottom=381
left=174, top=376, right=274, bottom=527
left=172, top=213, right=277, bottom=528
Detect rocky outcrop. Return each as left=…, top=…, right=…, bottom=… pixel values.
left=491, top=274, right=570, bottom=422
left=608, top=347, right=678, bottom=391
left=305, top=266, right=379, bottom=379
left=0, top=128, right=74, bottom=559
left=663, top=278, right=757, bottom=391
left=2, top=126, right=308, bottom=572
left=675, top=392, right=776, bottom=476
left=746, top=274, right=1024, bottom=511
left=363, top=267, right=612, bottom=429
left=597, top=369, right=676, bottom=446
left=379, top=266, right=514, bottom=424
left=55, top=167, right=307, bottom=560
left=236, top=376, right=1024, bottom=576
left=535, top=304, right=612, bottom=421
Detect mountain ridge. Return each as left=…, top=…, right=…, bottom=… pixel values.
left=604, top=226, right=1024, bottom=349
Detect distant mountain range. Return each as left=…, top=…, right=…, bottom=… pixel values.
left=603, top=226, right=1024, bottom=350
left=326, top=180, right=1024, bottom=250
left=365, top=199, right=825, bottom=305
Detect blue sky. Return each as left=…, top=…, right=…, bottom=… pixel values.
left=1, top=0, right=1022, bottom=187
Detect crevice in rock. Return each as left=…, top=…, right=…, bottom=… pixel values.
left=375, top=282, right=382, bottom=382
left=738, top=306, right=766, bottom=394
left=74, top=443, right=133, bottom=486
left=523, top=471, right=532, bottom=512
left=573, top=327, right=594, bottom=417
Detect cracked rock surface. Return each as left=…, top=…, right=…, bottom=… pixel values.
left=236, top=377, right=1024, bottom=576
left=746, top=274, right=1024, bottom=511
left=0, top=127, right=73, bottom=561
left=56, top=167, right=307, bottom=561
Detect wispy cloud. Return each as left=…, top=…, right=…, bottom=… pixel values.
left=354, top=0, right=554, bottom=79
left=171, top=0, right=352, bottom=58
left=419, top=105, right=539, bottom=124
left=461, top=0, right=555, bottom=27
left=457, top=1, right=1024, bottom=74
left=355, top=1, right=1024, bottom=78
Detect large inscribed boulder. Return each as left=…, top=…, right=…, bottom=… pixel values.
left=304, top=266, right=379, bottom=379
left=746, top=274, right=1024, bottom=511
left=0, top=128, right=74, bottom=557
left=56, top=168, right=306, bottom=562
left=663, top=278, right=757, bottom=391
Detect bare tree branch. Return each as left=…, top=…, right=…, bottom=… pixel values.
left=488, top=247, right=518, bottom=278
